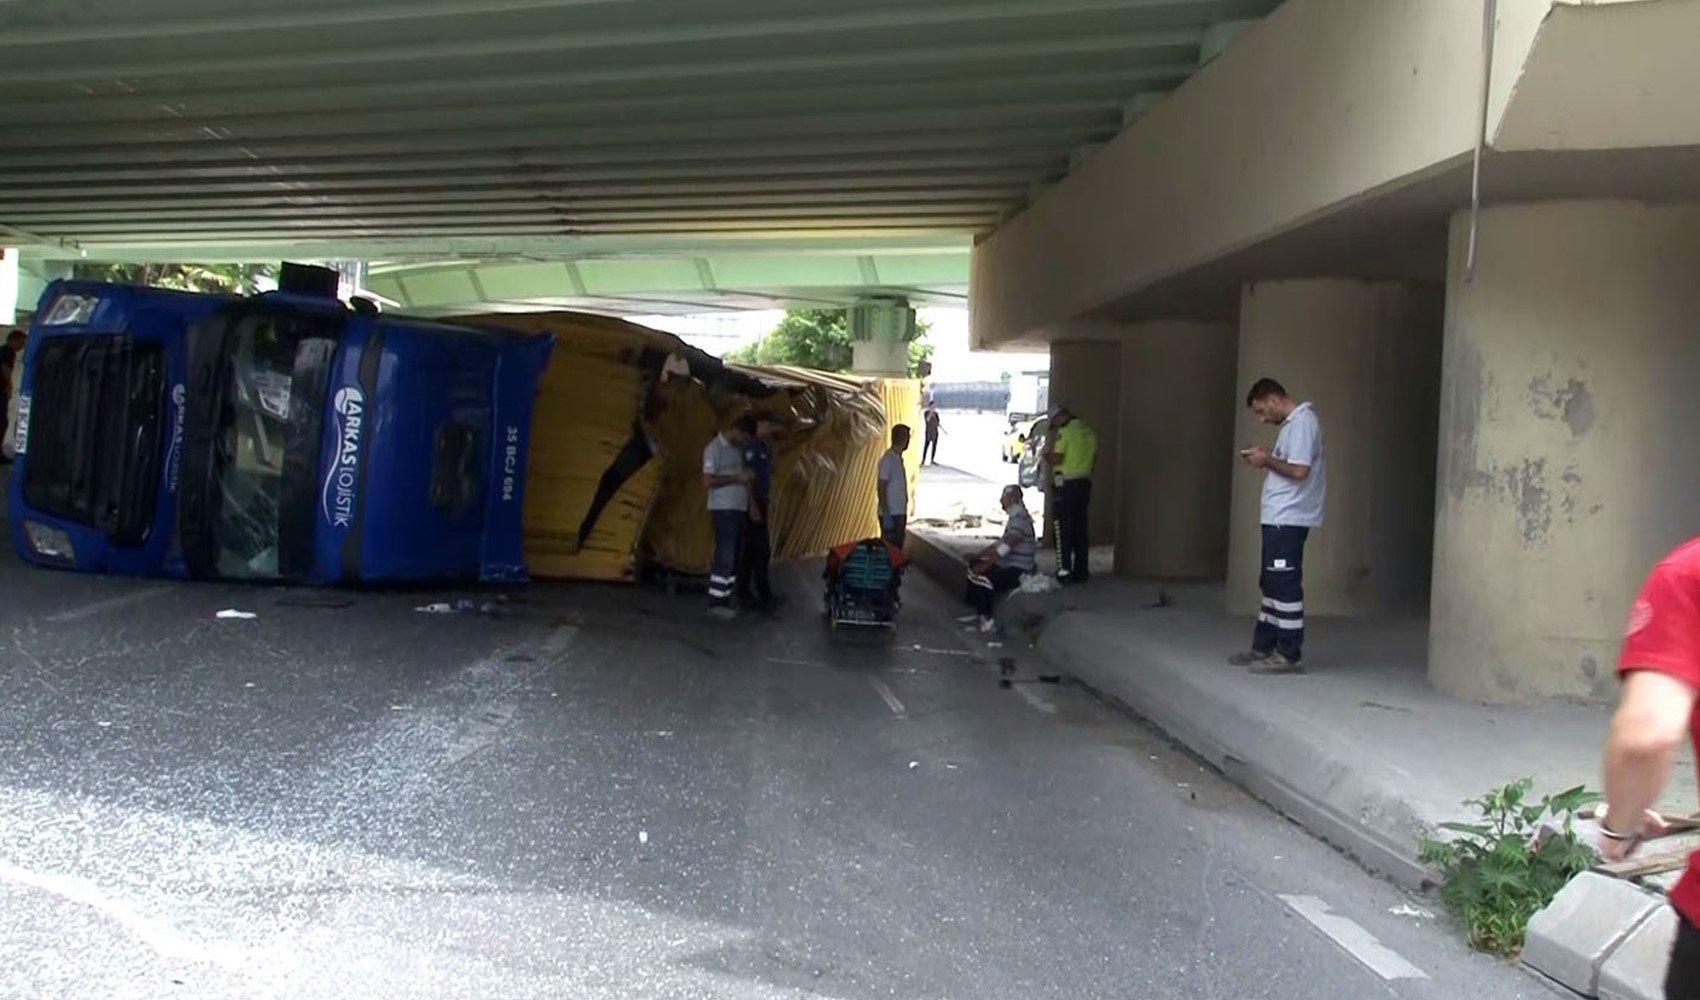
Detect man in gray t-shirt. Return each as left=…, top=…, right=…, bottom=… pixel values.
left=702, top=423, right=753, bottom=617
left=1230, top=378, right=1326, bottom=673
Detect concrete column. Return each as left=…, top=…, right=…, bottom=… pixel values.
left=1226, top=279, right=1443, bottom=618
left=1049, top=338, right=1122, bottom=547
left=1115, top=321, right=1238, bottom=579
left=848, top=296, right=915, bottom=376
left=1430, top=201, right=1700, bottom=702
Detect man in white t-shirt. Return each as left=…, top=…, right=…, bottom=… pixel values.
left=1229, top=378, right=1326, bottom=674
left=701, top=421, right=753, bottom=619
left=876, top=424, right=911, bottom=546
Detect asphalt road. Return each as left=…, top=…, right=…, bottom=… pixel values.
left=0, top=541, right=1555, bottom=998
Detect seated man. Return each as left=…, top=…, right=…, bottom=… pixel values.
left=960, top=486, right=1037, bottom=634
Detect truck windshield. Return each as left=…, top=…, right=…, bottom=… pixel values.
left=203, top=311, right=337, bottom=580
left=22, top=335, right=167, bottom=545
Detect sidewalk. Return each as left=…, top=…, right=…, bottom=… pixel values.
left=907, top=526, right=1697, bottom=999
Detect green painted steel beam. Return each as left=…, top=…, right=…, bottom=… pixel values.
left=3, top=154, right=1064, bottom=193
left=0, top=67, right=1184, bottom=139
left=4, top=122, right=1114, bottom=171
left=359, top=250, right=971, bottom=313
left=0, top=4, right=1206, bottom=84
left=1, top=31, right=1198, bottom=112
left=34, top=202, right=1011, bottom=232
left=0, top=176, right=1041, bottom=212
left=1, top=194, right=1022, bottom=224
left=1, top=96, right=1134, bottom=149
left=24, top=231, right=971, bottom=263
left=0, top=0, right=646, bottom=45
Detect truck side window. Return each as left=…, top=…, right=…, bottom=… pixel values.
left=430, top=423, right=478, bottom=516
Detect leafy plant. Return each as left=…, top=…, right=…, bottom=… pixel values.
left=1417, top=778, right=1599, bottom=957
left=727, top=308, right=932, bottom=377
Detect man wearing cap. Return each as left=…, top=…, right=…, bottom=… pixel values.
left=1043, top=406, right=1097, bottom=584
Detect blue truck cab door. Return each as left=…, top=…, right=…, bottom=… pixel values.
left=317, top=317, right=551, bottom=584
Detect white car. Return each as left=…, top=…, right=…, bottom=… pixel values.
left=1001, top=416, right=1040, bottom=463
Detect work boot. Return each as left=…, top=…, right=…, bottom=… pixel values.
left=1227, top=650, right=1271, bottom=666
left=1249, top=653, right=1304, bottom=675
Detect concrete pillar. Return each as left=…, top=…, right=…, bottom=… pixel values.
left=1115, top=321, right=1238, bottom=579
left=848, top=296, right=915, bottom=376
left=1226, top=279, right=1443, bottom=618
left=1049, top=338, right=1122, bottom=547
left=1430, top=201, right=1700, bottom=702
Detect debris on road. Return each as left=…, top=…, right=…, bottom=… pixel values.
left=216, top=609, right=257, bottom=620
left=639, top=830, right=649, bottom=845
left=276, top=594, right=356, bottom=609
left=1389, top=904, right=1434, bottom=919
left=1018, top=572, right=1060, bottom=594
left=909, top=761, right=919, bottom=770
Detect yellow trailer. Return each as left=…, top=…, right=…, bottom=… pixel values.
left=452, top=311, right=921, bottom=583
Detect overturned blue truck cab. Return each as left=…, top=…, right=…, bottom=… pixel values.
left=10, top=265, right=553, bottom=585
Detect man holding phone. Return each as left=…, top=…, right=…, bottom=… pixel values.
left=1229, top=378, right=1325, bottom=673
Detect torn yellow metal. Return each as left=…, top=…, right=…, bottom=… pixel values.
left=454, top=311, right=920, bottom=582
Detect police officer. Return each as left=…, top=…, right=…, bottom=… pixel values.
left=1043, top=405, right=1097, bottom=584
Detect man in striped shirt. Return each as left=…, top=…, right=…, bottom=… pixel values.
left=959, top=485, right=1037, bottom=634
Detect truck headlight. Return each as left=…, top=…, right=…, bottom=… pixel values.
left=22, top=520, right=75, bottom=565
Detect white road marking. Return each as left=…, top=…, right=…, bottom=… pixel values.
left=0, top=860, right=246, bottom=969
left=1013, top=684, right=1057, bottom=715
left=1279, top=895, right=1429, bottom=981
left=44, top=587, right=169, bottom=624
left=869, top=678, right=908, bottom=720
left=764, top=657, right=823, bottom=668
left=906, top=645, right=973, bottom=657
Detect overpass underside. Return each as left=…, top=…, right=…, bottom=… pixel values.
left=972, top=0, right=1700, bottom=702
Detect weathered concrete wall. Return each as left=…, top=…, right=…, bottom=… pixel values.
left=1049, top=339, right=1121, bottom=547
left=1226, top=280, right=1443, bottom=617
left=1495, top=0, right=1700, bottom=152
left=1115, top=321, right=1238, bottom=580
left=970, top=0, right=1554, bottom=347
left=1430, top=201, right=1700, bottom=702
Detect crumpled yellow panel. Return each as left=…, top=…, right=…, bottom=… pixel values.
left=454, top=310, right=922, bottom=582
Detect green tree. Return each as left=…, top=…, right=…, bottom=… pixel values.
left=727, top=308, right=932, bottom=377
left=71, top=262, right=274, bottom=295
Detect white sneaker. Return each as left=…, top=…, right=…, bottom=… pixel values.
left=977, top=617, right=997, bottom=634
left=956, top=614, right=980, bottom=624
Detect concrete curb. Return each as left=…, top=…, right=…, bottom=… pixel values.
left=905, top=528, right=1672, bottom=997
left=905, top=528, right=1434, bottom=888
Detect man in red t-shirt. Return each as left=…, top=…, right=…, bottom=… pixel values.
left=1601, top=539, right=1700, bottom=996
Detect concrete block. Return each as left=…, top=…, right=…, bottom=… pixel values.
left=1599, top=905, right=1677, bottom=1000
left=1523, top=873, right=1661, bottom=995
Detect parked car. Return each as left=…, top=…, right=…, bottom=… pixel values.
left=10, top=267, right=553, bottom=585
left=1016, top=416, right=1050, bottom=489
left=1002, top=415, right=1040, bottom=463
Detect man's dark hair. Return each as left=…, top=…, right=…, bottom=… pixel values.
left=892, top=423, right=911, bottom=444
left=1245, top=378, right=1288, bottom=407
left=5, top=331, right=23, bottom=347
left=735, top=414, right=759, bottom=435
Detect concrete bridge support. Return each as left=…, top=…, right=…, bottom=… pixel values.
left=1225, top=279, right=1444, bottom=618
left=1113, top=321, right=1238, bottom=580
left=1430, top=201, right=1700, bottom=702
